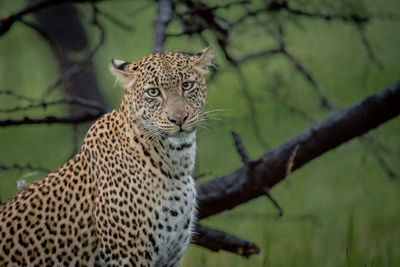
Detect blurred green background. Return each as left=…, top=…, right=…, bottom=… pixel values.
left=0, top=0, right=399, bottom=266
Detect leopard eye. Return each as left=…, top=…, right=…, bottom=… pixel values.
left=146, top=88, right=161, bottom=97
left=182, top=81, right=194, bottom=91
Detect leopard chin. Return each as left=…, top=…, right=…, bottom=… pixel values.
left=167, top=130, right=196, bottom=145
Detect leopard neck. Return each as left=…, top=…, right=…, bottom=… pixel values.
left=117, top=106, right=197, bottom=178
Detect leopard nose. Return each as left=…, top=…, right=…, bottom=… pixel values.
left=168, top=112, right=188, bottom=126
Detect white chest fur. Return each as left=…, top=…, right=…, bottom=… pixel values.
left=152, top=132, right=197, bottom=267
left=153, top=176, right=196, bottom=267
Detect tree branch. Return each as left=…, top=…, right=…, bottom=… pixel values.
left=0, top=96, right=106, bottom=114
left=234, top=0, right=370, bottom=25
left=0, top=112, right=104, bottom=127
left=192, top=224, right=260, bottom=257
left=197, top=81, right=400, bottom=219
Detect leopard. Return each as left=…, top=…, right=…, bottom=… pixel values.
left=0, top=46, right=214, bottom=266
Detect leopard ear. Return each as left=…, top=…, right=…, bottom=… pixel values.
left=191, top=46, right=215, bottom=76
left=110, top=58, right=138, bottom=88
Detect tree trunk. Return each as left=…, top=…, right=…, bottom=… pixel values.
left=31, top=0, right=107, bottom=116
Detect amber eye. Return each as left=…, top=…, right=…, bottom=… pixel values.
left=182, top=81, right=194, bottom=91
left=146, top=88, right=161, bottom=97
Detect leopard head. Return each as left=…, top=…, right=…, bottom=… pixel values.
left=111, top=47, right=214, bottom=140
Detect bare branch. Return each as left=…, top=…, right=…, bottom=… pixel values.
left=236, top=48, right=281, bottom=65
left=270, top=25, right=336, bottom=111
left=193, top=172, right=213, bottom=180
left=0, top=97, right=106, bottom=114
left=354, top=23, right=383, bottom=69
left=40, top=78, right=63, bottom=100
left=231, top=131, right=250, bottom=165
left=177, top=0, right=250, bottom=16
left=234, top=0, right=371, bottom=25
left=0, top=90, right=38, bottom=102
left=197, top=81, right=400, bottom=219
left=235, top=68, right=270, bottom=148
left=192, top=224, right=260, bottom=258
left=18, top=19, right=65, bottom=73
left=88, top=5, right=106, bottom=61
left=360, top=135, right=399, bottom=179
left=264, top=190, right=283, bottom=217
left=283, top=50, right=336, bottom=110
left=96, top=8, right=134, bottom=32
left=0, top=111, right=104, bottom=127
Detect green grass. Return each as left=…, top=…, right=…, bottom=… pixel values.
left=1, top=0, right=400, bottom=266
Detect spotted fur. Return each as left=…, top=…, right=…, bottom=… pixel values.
left=0, top=47, right=214, bottom=266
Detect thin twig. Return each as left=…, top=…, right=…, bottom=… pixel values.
left=0, top=90, right=38, bottom=102
left=0, top=97, right=106, bottom=113
left=96, top=8, right=134, bottom=32
left=0, top=111, right=104, bottom=127
left=231, top=131, right=250, bottom=165
left=235, top=68, right=270, bottom=148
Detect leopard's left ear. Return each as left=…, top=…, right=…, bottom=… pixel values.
left=110, top=58, right=138, bottom=88
left=191, top=46, right=215, bottom=76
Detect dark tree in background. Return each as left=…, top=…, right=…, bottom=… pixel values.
left=0, top=0, right=399, bottom=262
left=31, top=0, right=107, bottom=115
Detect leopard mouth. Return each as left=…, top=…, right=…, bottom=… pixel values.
left=172, top=131, right=187, bottom=138
left=168, top=124, right=198, bottom=138
left=168, top=129, right=191, bottom=139
left=156, top=129, right=184, bottom=139
left=155, top=122, right=197, bottom=140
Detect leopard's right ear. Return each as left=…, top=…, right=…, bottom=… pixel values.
left=110, top=58, right=138, bottom=88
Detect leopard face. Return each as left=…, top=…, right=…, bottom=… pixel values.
left=111, top=47, right=214, bottom=139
